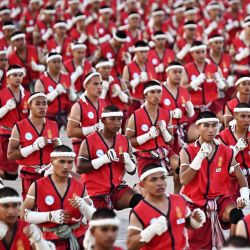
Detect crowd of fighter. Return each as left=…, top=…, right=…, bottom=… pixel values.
left=1, top=0, right=250, bottom=249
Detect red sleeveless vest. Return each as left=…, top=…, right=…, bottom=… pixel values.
left=16, top=118, right=58, bottom=166
left=85, top=132, right=129, bottom=196
left=132, top=195, right=187, bottom=250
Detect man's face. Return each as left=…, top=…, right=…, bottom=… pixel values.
left=128, top=16, right=140, bottom=28
left=136, top=51, right=148, bottom=63
left=102, top=116, right=122, bottom=134
left=76, top=19, right=85, bottom=29
left=97, top=66, right=111, bottom=80
left=0, top=202, right=20, bottom=226
left=192, top=49, right=206, bottom=64
left=208, top=9, right=220, bottom=19
left=0, top=13, right=11, bottom=23
left=155, top=38, right=166, bottom=49
left=142, top=172, right=167, bottom=197
left=86, top=76, right=102, bottom=98
left=92, top=224, right=119, bottom=249
left=238, top=81, right=250, bottom=95
left=185, top=27, right=196, bottom=39
left=3, top=28, right=14, bottom=39
left=13, top=37, right=26, bottom=50
left=154, top=14, right=164, bottom=25
left=73, top=48, right=86, bottom=61
left=210, top=40, right=223, bottom=53
left=101, top=12, right=112, bottom=21
left=168, top=69, right=182, bottom=85
left=198, top=122, right=218, bottom=142
left=0, top=54, right=8, bottom=69
left=52, top=157, right=74, bottom=178
left=44, top=13, right=55, bottom=23
left=8, top=72, right=23, bottom=87
left=145, top=89, right=162, bottom=105
left=55, top=26, right=66, bottom=37
left=48, top=59, right=62, bottom=74
left=29, top=97, right=48, bottom=118
left=30, top=1, right=41, bottom=11
left=235, top=112, right=250, bottom=130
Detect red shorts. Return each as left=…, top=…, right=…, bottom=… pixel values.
left=0, top=135, right=18, bottom=172
left=90, top=183, right=132, bottom=210
left=187, top=195, right=234, bottom=250
left=136, top=147, right=176, bottom=176
left=20, top=166, right=43, bottom=200
left=49, top=235, right=84, bottom=250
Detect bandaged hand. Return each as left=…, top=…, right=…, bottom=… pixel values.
left=233, top=138, right=248, bottom=156
left=237, top=187, right=250, bottom=207
left=171, top=108, right=182, bottom=119
left=6, top=98, right=16, bottom=111
left=56, top=83, right=66, bottom=95
left=155, top=63, right=165, bottom=73
left=190, top=208, right=206, bottom=229
left=0, top=221, right=8, bottom=240
left=50, top=210, right=69, bottom=224
left=33, top=137, right=46, bottom=151
left=123, top=152, right=136, bottom=173
left=190, top=73, right=205, bottom=91
left=158, top=120, right=172, bottom=142
left=185, top=101, right=195, bottom=117
left=112, top=84, right=129, bottom=103
left=140, top=72, right=148, bottom=82
left=140, top=216, right=168, bottom=243
left=91, top=149, right=119, bottom=169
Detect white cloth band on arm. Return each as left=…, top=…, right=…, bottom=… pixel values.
left=46, top=89, right=59, bottom=102
left=0, top=105, right=9, bottom=118
left=136, top=133, right=151, bottom=145
left=189, top=153, right=204, bottom=171
left=91, top=154, right=110, bottom=169
left=24, top=209, right=50, bottom=224
left=82, top=125, right=95, bottom=136
left=20, top=145, right=35, bottom=158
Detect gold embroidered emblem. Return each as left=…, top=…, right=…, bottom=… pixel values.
left=47, top=129, right=52, bottom=139
left=176, top=206, right=182, bottom=218
left=17, top=239, right=24, bottom=250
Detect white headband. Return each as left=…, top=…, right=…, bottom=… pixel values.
left=2, top=24, right=15, bottom=30
left=183, top=24, right=197, bottom=29
left=101, top=111, right=123, bottom=118
left=50, top=152, right=76, bottom=158
left=54, top=22, right=67, bottom=29
left=235, top=77, right=250, bottom=86
left=68, top=0, right=79, bottom=4
left=0, top=9, right=11, bottom=15
left=206, top=4, right=221, bottom=11
left=0, top=196, right=22, bottom=204
left=89, top=218, right=120, bottom=228
left=229, top=0, right=240, bottom=4
left=208, top=36, right=224, bottom=44
left=30, top=0, right=42, bottom=3
left=95, top=61, right=111, bottom=69
left=28, top=93, right=47, bottom=104
left=133, top=46, right=150, bottom=52
left=152, top=34, right=167, bottom=40
left=83, top=72, right=101, bottom=87
left=195, top=118, right=219, bottom=125
left=43, top=9, right=56, bottom=15
left=140, top=167, right=167, bottom=181
left=152, top=10, right=165, bottom=17
left=71, top=43, right=87, bottom=50
left=99, top=8, right=113, bottom=14
left=128, top=13, right=140, bottom=19
left=189, top=45, right=207, bottom=52
left=174, top=7, right=185, bottom=13
left=11, top=33, right=25, bottom=41
left=73, top=15, right=86, bottom=23
left=46, top=54, right=62, bottom=63
left=6, top=68, right=24, bottom=77
left=166, top=65, right=184, bottom=73
left=234, top=108, right=250, bottom=113
left=143, top=85, right=162, bottom=94
left=0, top=50, right=7, bottom=55
left=114, top=34, right=127, bottom=42
left=243, top=21, right=250, bottom=28
left=184, top=9, right=197, bottom=15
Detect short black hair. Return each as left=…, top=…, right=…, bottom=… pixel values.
left=0, top=187, right=19, bottom=199
left=224, top=236, right=250, bottom=247
left=11, top=31, right=24, bottom=38
left=191, top=40, right=204, bottom=47
left=144, top=80, right=161, bottom=91
left=92, top=208, right=116, bottom=220
left=141, top=163, right=162, bottom=175
left=153, top=30, right=165, bottom=36
left=53, top=145, right=73, bottom=153
left=7, top=64, right=22, bottom=71
left=134, top=40, right=148, bottom=48
left=235, top=102, right=250, bottom=109
left=167, top=61, right=183, bottom=67
left=103, top=105, right=121, bottom=113
left=115, top=30, right=127, bottom=39
left=197, top=111, right=217, bottom=120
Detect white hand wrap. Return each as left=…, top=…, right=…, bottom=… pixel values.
left=237, top=187, right=250, bottom=205
left=190, top=208, right=206, bottom=229
left=155, top=63, right=165, bottom=73
left=185, top=101, right=195, bottom=117
left=55, top=45, right=62, bottom=54
left=71, top=66, right=83, bottom=84
left=98, top=34, right=111, bottom=44
left=46, top=89, right=59, bottom=102
left=176, top=44, right=191, bottom=60
left=0, top=99, right=16, bottom=118
left=82, top=122, right=104, bottom=136
left=56, top=83, right=66, bottom=95
left=166, top=32, right=174, bottom=44
left=214, top=72, right=226, bottom=90
left=73, top=196, right=96, bottom=221
left=68, top=88, right=78, bottom=101
left=78, top=33, right=88, bottom=43
left=66, top=19, right=74, bottom=30
left=123, top=152, right=136, bottom=173
left=20, top=145, right=35, bottom=158
left=42, top=28, right=53, bottom=41
left=140, top=72, right=148, bottom=82
left=227, top=75, right=235, bottom=88
left=50, top=210, right=65, bottom=224
left=112, top=84, right=129, bottom=103
left=233, top=20, right=240, bottom=28
left=130, top=77, right=140, bottom=89
left=159, top=120, right=172, bottom=142
left=190, top=143, right=212, bottom=170
left=136, top=126, right=159, bottom=145
left=24, top=209, right=50, bottom=224
left=205, top=21, right=217, bottom=35
left=100, top=80, right=110, bottom=99
left=233, top=138, right=248, bottom=156
left=32, top=137, right=46, bottom=151
left=171, top=108, right=182, bottom=119
left=235, top=47, right=250, bottom=61
left=190, top=73, right=205, bottom=91
left=31, top=61, right=46, bottom=72
left=91, top=149, right=118, bottom=169
left=0, top=221, right=8, bottom=240
left=140, top=216, right=168, bottom=243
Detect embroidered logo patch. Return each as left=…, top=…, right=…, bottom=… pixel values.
left=45, top=195, right=54, bottom=205
left=25, top=132, right=33, bottom=140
